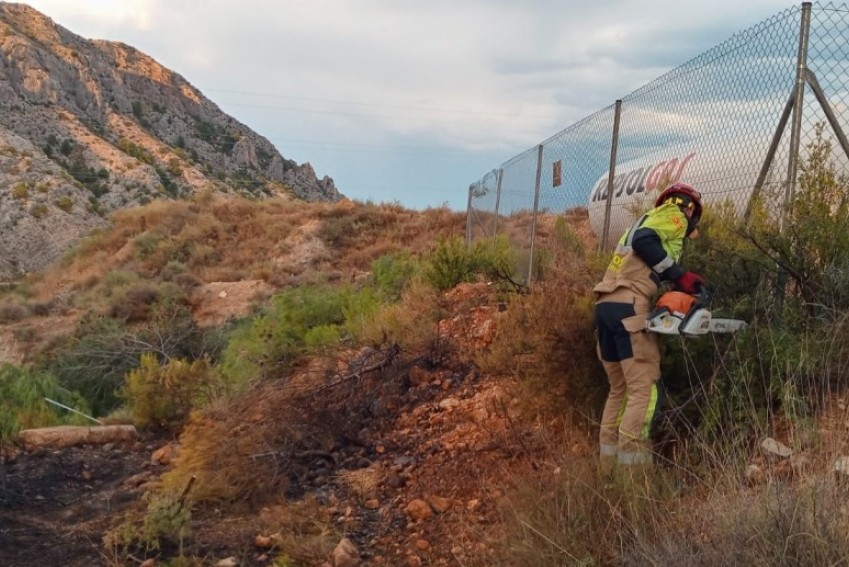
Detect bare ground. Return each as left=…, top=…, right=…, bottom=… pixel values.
left=0, top=443, right=150, bottom=567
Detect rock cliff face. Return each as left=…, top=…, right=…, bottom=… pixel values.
left=0, top=2, right=342, bottom=278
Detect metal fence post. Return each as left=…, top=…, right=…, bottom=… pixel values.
left=465, top=182, right=475, bottom=248
left=773, top=2, right=812, bottom=316
left=493, top=168, right=503, bottom=238
left=784, top=2, right=812, bottom=212
left=527, top=144, right=544, bottom=285
left=601, top=100, right=622, bottom=251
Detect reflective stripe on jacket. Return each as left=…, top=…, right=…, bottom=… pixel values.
left=593, top=203, right=688, bottom=300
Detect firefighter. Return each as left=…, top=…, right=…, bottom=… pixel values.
left=593, top=181, right=705, bottom=467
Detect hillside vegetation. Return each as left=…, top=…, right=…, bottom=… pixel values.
left=3, top=133, right=849, bottom=566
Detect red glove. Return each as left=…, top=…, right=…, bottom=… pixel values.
left=675, top=271, right=705, bottom=294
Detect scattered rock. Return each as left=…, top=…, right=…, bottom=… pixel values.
left=760, top=437, right=792, bottom=458
left=151, top=444, right=178, bottom=466
left=386, top=473, right=405, bottom=489
left=254, top=534, right=273, bottom=549
left=140, top=559, right=156, bottom=567
left=216, top=558, right=238, bottom=567
left=409, top=367, right=433, bottom=387
left=405, top=499, right=433, bottom=522
left=332, top=537, right=359, bottom=567
left=471, top=407, right=490, bottom=423
left=427, top=495, right=452, bottom=514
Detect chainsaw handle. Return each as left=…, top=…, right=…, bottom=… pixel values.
left=694, top=282, right=712, bottom=307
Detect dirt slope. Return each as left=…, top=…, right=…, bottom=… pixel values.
left=0, top=282, right=582, bottom=566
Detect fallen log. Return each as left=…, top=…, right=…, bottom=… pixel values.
left=17, top=425, right=138, bottom=449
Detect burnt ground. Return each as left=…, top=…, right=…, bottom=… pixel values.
left=0, top=365, right=537, bottom=567
left=0, top=443, right=151, bottom=567
left=0, top=283, right=578, bottom=566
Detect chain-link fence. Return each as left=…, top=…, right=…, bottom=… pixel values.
left=467, top=2, right=849, bottom=283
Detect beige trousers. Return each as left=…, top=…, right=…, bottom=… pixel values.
left=596, top=288, right=661, bottom=465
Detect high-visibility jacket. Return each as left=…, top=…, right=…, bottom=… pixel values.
left=593, top=203, right=689, bottom=300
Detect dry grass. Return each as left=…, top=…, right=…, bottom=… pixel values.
left=158, top=343, right=409, bottom=506
left=255, top=497, right=339, bottom=563
left=493, top=420, right=849, bottom=566
left=337, top=465, right=384, bottom=500
left=477, top=209, right=607, bottom=420
left=157, top=389, right=323, bottom=503
left=13, top=195, right=466, bottom=313
left=0, top=195, right=467, bottom=370
left=357, top=278, right=447, bottom=356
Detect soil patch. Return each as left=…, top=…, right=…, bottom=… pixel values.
left=0, top=443, right=150, bottom=567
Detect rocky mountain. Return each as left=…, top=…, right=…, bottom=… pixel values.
left=0, top=2, right=342, bottom=278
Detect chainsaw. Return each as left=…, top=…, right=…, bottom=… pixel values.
left=645, top=285, right=747, bottom=337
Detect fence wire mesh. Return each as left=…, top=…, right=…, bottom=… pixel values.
left=467, top=3, right=849, bottom=281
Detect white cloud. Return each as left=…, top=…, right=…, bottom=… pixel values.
left=19, top=0, right=806, bottom=208
left=27, top=0, right=154, bottom=31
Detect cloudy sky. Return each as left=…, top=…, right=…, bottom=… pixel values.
left=24, top=0, right=800, bottom=210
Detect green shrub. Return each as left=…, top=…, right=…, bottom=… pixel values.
left=370, top=252, right=418, bottom=301
left=122, top=353, right=222, bottom=429
left=653, top=124, right=849, bottom=454
left=105, top=491, right=193, bottom=556
left=118, top=138, right=155, bottom=165
left=46, top=307, right=224, bottom=416
left=55, top=195, right=73, bottom=212
left=131, top=100, right=144, bottom=120
left=133, top=231, right=166, bottom=258
left=160, top=260, right=188, bottom=281
left=319, top=215, right=356, bottom=247
left=30, top=203, right=48, bottom=218
left=12, top=182, right=28, bottom=200
left=424, top=235, right=520, bottom=291
left=424, top=237, right=474, bottom=291
left=103, top=269, right=139, bottom=292
left=341, top=286, right=382, bottom=339
left=109, top=283, right=163, bottom=322
left=220, top=285, right=380, bottom=384
left=0, top=364, right=90, bottom=444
